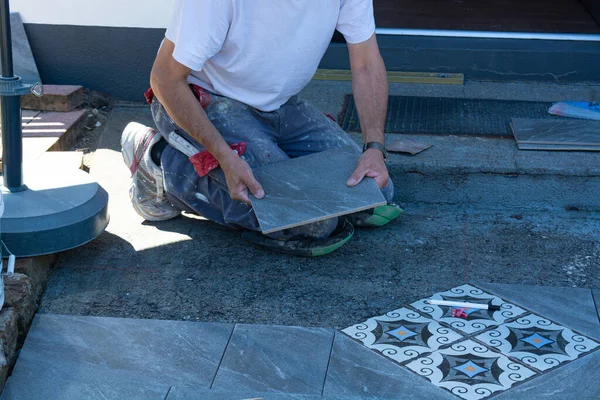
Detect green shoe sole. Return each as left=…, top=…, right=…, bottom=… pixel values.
left=241, top=219, right=354, bottom=257
left=362, top=204, right=404, bottom=227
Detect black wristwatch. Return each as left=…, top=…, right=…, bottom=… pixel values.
left=363, top=141, right=387, bottom=160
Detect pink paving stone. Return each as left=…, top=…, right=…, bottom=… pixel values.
left=22, top=109, right=88, bottom=151
left=21, top=85, right=84, bottom=112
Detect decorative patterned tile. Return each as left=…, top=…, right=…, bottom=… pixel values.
left=405, top=340, right=537, bottom=400
left=476, top=313, right=600, bottom=372
left=411, top=284, right=527, bottom=334
left=342, top=307, right=463, bottom=364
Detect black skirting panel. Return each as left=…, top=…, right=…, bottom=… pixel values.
left=24, top=23, right=600, bottom=101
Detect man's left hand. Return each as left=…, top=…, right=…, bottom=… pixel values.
left=347, top=148, right=389, bottom=189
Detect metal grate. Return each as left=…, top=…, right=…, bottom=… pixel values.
left=340, top=96, right=562, bottom=137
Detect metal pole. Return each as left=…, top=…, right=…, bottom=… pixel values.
left=0, top=0, right=25, bottom=192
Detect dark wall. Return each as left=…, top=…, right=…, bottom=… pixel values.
left=581, top=0, right=600, bottom=26
left=324, top=35, right=600, bottom=83
left=25, top=24, right=165, bottom=102
left=24, top=23, right=600, bottom=101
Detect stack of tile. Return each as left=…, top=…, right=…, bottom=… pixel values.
left=0, top=13, right=85, bottom=173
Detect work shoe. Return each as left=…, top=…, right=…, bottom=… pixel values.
left=241, top=218, right=354, bottom=257
left=345, top=203, right=404, bottom=228
left=121, top=122, right=180, bottom=221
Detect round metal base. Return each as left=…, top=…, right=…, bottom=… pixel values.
left=1, top=168, right=109, bottom=257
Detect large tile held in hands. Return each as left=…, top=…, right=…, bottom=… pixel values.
left=9, top=314, right=233, bottom=389
left=475, top=283, right=600, bottom=340
left=5, top=13, right=40, bottom=85
left=511, top=118, right=600, bottom=151
left=1, top=374, right=169, bottom=400
left=211, top=324, right=334, bottom=394
left=250, top=148, right=386, bottom=234
left=323, top=333, right=456, bottom=399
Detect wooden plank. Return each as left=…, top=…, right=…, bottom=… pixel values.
left=511, top=118, right=600, bottom=151
left=313, top=69, right=464, bottom=85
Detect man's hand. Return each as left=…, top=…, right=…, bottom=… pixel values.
left=220, top=153, right=265, bottom=204
left=347, top=148, right=389, bottom=189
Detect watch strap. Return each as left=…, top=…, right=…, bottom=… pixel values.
left=363, top=141, right=387, bottom=159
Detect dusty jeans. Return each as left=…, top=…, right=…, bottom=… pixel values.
left=152, top=91, right=394, bottom=239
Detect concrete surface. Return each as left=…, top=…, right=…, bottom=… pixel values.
left=35, top=84, right=600, bottom=327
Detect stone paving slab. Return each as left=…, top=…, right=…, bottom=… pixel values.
left=593, top=290, right=600, bottom=323
left=323, top=332, right=454, bottom=399
left=8, top=13, right=40, bottom=85
left=475, top=283, right=600, bottom=340
left=492, top=350, right=600, bottom=400
left=22, top=85, right=85, bottom=112
left=212, top=324, right=334, bottom=394
left=167, top=387, right=384, bottom=400
left=1, top=375, right=169, bottom=400
left=6, top=315, right=233, bottom=389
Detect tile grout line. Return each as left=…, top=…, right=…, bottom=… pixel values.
left=320, top=330, right=337, bottom=396
left=209, top=323, right=237, bottom=389
left=592, top=289, right=600, bottom=324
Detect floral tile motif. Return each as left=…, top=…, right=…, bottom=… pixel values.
left=342, top=307, right=463, bottom=364
left=475, top=313, right=600, bottom=372
left=405, top=339, right=537, bottom=400
left=411, top=284, right=527, bottom=334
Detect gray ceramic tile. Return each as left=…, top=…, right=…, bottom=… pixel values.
left=410, top=284, right=527, bottom=334
left=511, top=118, right=600, bottom=151
left=9, top=314, right=233, bottom=388
left=250, top=148, right=386, bottom=234
left=593, top=289, right=600, bottom=323
left=475, top=283, right=600, bottom=340
left=167, top=386, right=384, bottom=399
left=1, top=374, right=169, bottom=400
left=405, top=340, right=537, bottom=400
left=211, top=324, right=334, bottom=394
left=167, top=387, right=317, bottom=399
left=323, top=332, right=455, bottom=399
left=493, top=350, right=600, bottom=399
left=8, top=13, right=40, bottom=85
left=342, top=307, right=463, bottom=364
left=476, top=313, right=599, bottom=372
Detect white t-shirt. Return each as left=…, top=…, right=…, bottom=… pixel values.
left=165, top=0, right=375, bottom=112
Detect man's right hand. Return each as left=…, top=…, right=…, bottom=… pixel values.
left=220, top=153, right=265, bottom=204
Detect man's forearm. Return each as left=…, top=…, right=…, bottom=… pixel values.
left=150, top=74, right=235, bottom=164
left=351, top=56, right=388, bottom=145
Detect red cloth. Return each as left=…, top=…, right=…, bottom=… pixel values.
left=189, top=142, right=247, bottom=177
left=144, top=85, right=210, bottom=110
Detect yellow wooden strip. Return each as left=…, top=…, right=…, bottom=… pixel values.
left=313, top=69, right=464, bottom=85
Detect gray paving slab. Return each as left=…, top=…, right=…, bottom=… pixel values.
left=8, top=13, right=40, bottom=85
left=323, top=332, right=455, bottom=399
left=251, top=148, right=386, bottom=234
left=593, top=290, right=600, bottom=323
left=475, top=283, right=600, bottom=340
left=492, top=350, right=600, bottom=400
left=511, top=118, right=600, bottom=151
left=9, top=314, right=233, bottom=389
left=167, top=387, right=383, bottom=399
left=1, top=375, right=169, bottom=400
left=212, top=324, right=334, bottom=394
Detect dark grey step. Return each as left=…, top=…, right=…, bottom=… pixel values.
left=353, top=133, right=600, bottom=211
